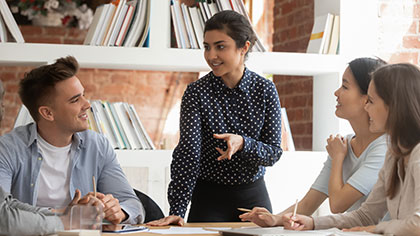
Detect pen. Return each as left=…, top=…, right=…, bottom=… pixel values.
left=92, top=175, right=96, bottom=198
left=291, top=199, right=298, bottom=227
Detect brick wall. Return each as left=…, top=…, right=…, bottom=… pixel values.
left=377, top=0, right=420, bottom=64
left=0, top=26, right=198, bottom=149
left=273, top=0, right=314, bottom=150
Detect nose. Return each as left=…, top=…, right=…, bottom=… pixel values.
left=364, top=102, right=369, bottom=112
left=82, top=96, right=91, bottom=110
left=334, top=87, right=340, bottom=97
left=206, top=48, right=217, bottom=60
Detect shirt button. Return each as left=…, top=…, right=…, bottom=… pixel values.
left=30, top=183, right=34, bottom=187
left=38, top=157, right=42, bottom=161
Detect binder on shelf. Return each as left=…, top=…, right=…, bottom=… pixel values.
left=0, top=0, right=24, bottom=43
left=306, top=13, right=334, bottom=54
left=83, top=4, right=106, bottom=45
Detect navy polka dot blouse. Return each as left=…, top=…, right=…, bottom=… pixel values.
left=168, top=68, right=283, bottom=217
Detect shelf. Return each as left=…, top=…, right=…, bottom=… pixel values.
left=0, top=42, right=345, bottom=76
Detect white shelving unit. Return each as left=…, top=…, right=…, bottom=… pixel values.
left=0, top=0, right=379, bottom=213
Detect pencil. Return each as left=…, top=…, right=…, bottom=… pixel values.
left=237, top=208, right=271, bottom=215
left=291, top=199, right=298, bottom=227
left=92, top=175, right=96, bottom=198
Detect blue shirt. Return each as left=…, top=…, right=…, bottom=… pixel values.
left=0, top=123, right=144, bottom=224
left=168, top=68, right=283, bottom=217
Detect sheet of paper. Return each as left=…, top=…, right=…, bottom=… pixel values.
left=218, top=226, right=382, bottom=236
left=149, top=227, right=217, bottom=234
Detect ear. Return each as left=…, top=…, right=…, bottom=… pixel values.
left=241, top=41, right=251, bottom=55
left=38, top=106, right=54, bottom=122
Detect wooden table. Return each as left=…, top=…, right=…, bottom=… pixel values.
left=105, top=222, right=256, bottom=235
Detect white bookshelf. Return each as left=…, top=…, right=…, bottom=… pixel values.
left=0, top=0, right=379, bottom=150
left=1, top=0, right=378, bottom=215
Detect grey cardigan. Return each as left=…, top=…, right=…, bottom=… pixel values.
left=0, top=187, right=63, bottom=235
left=314, top=143, right=420, bottom=236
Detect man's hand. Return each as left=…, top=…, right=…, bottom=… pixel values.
left=213, top=133, right=244, bottom=161
left=146, top=215, right=184, bottom=226
left=87, top=192, right=127, bottom=224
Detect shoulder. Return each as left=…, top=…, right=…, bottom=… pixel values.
left=187, top=72, right=213, bottom=90
left=76, top=129, right=111, bottom=148
left=409, top=143, right=420, bottom=163
left=365, top=134, right=388, bottom=155
left=0, top=123, right=33, bottom=147
left=247, top=70, right=275, bottom=89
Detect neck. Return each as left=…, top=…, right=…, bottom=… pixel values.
left=221, top=64, right=245, bottom=89
left=348, top=114, right=383, bottom=148
left=37, top=121, right=73, bottom=147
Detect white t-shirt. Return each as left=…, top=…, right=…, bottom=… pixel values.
left=36, top=134, right=72, bottom=208
left=311, top=134, right=388, bottom=212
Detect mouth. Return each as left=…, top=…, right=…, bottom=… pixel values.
left=210, top=61, right=223, bottom=67
left=79, top=113, right=88, bottom=120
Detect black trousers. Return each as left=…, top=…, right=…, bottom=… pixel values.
left=187, top=178, right=272, bottom=222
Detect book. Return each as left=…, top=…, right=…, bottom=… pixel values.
left=280, top=108, right=295, bottom=151
left=83, top=4, right=106, bottom=45
left=136, top=0, right=151, bottom=47
left=327, top=15, right=340, bottom=55
left=181, top=3, right=198, bottom=49
left=173, top=0, right=191, bottom=49
left=0, top=13, right=7, bottom=42
left=108, top=4, right=129, bottom=46
left=94, top=3, right=116, bottom=46
left=13, top=105, right=33, bottom=128
left=115, top=2, right=136, bottom=46
left=0, top=0, right=24, bottom=43
left=103, top=0, right=127, bottom=46
left=124, top=0, right=148, bottom=47
left=188, top=7, right=204, bottom=49
left=306, top=13, right=334, bottom=54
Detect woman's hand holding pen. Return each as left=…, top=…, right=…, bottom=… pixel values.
left=326, top=134, right=347, bottom=162
left=282, top=213, right=314, bottom=231
left=213, top=133, right=244, bottom=161
left=239, top=207, right=280, bottom=227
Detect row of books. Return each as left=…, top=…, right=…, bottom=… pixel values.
left=171, top=0, right=266, bottom=52
left=0, top=0, right=24, bottom=43
left=84, top=0, right=150, bottom=47
left=14, top=101, right=155, bottom=150
left=88, top=100, right=155, bottom=150
left=306, top=13, right=340, bottom=55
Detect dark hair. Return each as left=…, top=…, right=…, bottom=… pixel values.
left=204, top=10, right=256, bottom=59
left=19, top=56, right=79, bottom=121
left=371, top=63, right=420, bottom=199
left=348, top=57, right=386, bottom=94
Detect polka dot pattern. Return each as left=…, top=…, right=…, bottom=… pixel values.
left=168, top=68, right=283, bottom=217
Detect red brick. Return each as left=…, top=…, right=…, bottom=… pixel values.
left=20, top=26, right=42, bottom=36
left=389, top=52, right=419, bottom=64
left=403, top=36, right=420, bottom=49
left=414, top=4, right=420, bottom=18
left=44, top=27, right=67, bottom=36
left=280, top=1, right=297, bottom=16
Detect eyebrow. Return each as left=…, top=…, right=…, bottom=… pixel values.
left=68, top=93, right=82, bottom=102
left=203, top=40, right=225, bottom=45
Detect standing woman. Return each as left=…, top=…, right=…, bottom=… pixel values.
left=240, top=58, right=388, bottom=227
left=148, top=10, right=282, bottom=225
left=283, top=63, right=420, bottom=235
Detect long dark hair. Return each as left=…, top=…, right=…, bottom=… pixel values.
left=204, top=10, right=256, bottom=59
left=371, top=63, right=420, bottom=199
left=349, top=57, right=386, bottom=94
